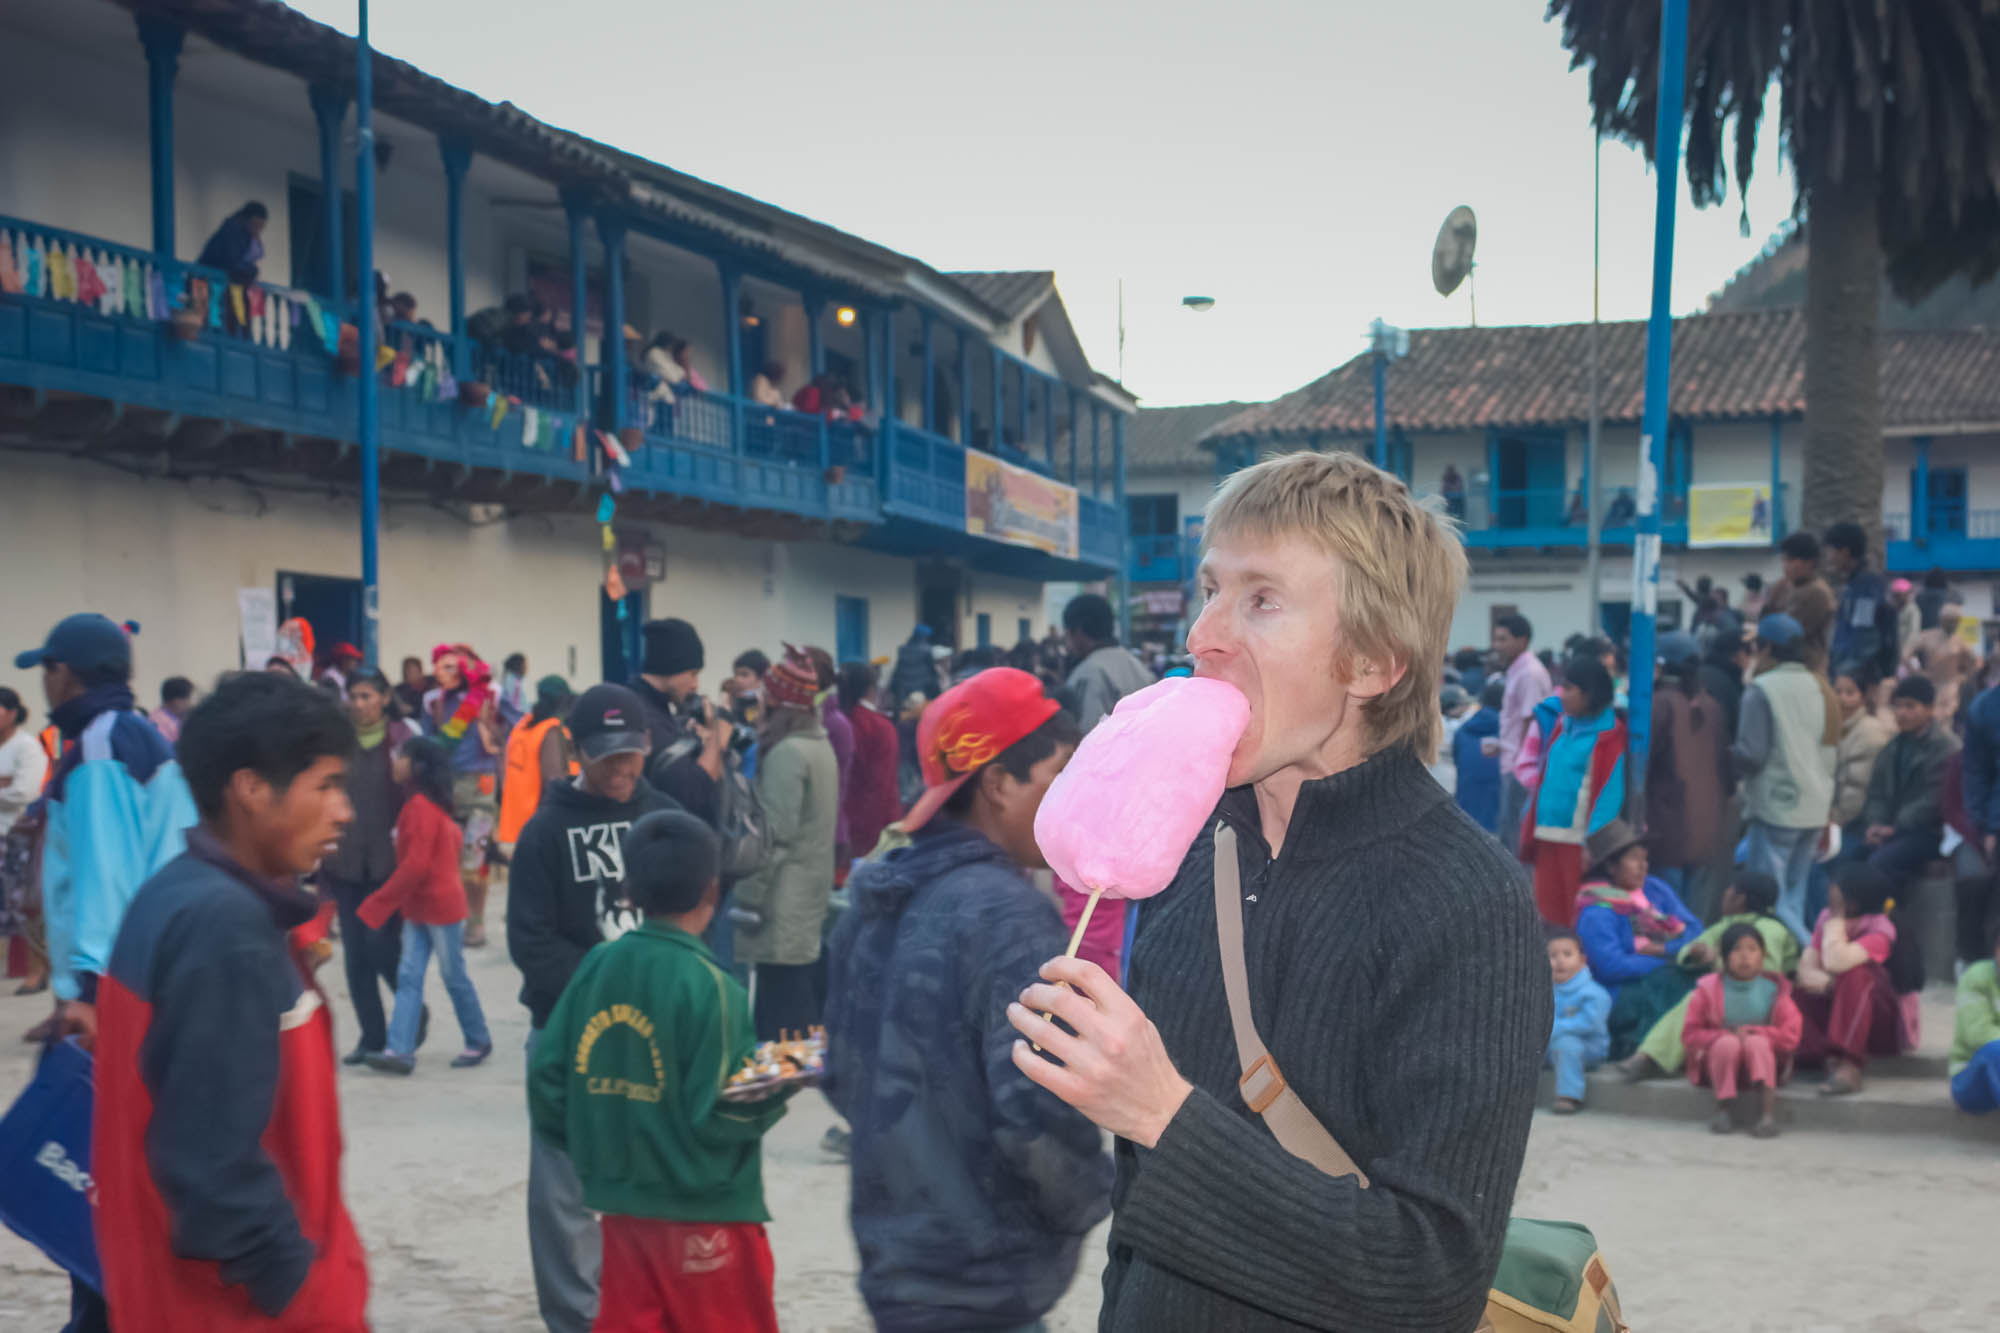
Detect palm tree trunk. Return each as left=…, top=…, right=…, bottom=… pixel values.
left=1800, top=115, right=1884, bottom=560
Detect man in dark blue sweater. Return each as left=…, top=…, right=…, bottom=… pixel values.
left=827, top=667, right=1108, bottom=1332
left=1010, top=452, right=1548, bottom=1331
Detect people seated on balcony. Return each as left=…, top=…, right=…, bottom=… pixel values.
left=195, top=200, right=267, bottom=285
left=387, top=291, right=428, bottom=329
left=1439, top=464, right=1467, bottom=520
left=640, top=331, right=690, bottom=409
left=1604, top=487, right=1637, bottom=527
left=750, top=361, right=787, bottom=410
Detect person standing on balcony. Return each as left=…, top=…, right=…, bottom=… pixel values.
left=1440, top=462, right=1466, bottom=521
left=1062, top=593, right=1152, bottom=733
left=1491, top=612, right=1551, bottom=850
left=1762, top=531, right=1838, bottom=676
left=195, top=200, right=267, bottom=285
left=1826, top=521, right=1899, bottom=684
left=1734, top=614, right=1840, bottom=942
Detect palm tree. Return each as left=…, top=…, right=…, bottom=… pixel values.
left=1549, top=1, right=2000, bottom=552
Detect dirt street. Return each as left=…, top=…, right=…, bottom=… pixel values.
left=2, top=920, right=1996, bottom=1331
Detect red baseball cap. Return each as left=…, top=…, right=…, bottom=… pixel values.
left=899, top=667, right=1061, bottom=834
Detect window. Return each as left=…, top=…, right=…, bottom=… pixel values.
left=1127, top=493, right=1179, bottom=537
left=1914, top=467, right=1968, bottom=538
left=287, top=177, right=358, bottom=300
left=976, top=613, right=992, bottom=648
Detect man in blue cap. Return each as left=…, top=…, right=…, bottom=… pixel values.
left=15, top=616, right=197, bottom=1042
left=13, top=614, right=197, bottom=1331
left=1731, top=613, right=1840, bottom=940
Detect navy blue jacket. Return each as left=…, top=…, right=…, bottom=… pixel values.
left=1452, top=706, right=1502, bottom=833
left=1962, top=684, right=2000, bottom=834
left=1833, top=569, right=1898, bottom=679
left=825, top=822, right=1111, bottom=1332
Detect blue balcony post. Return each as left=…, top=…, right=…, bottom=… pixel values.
left=1043, top=377, right=1055, bottom=468
left=1067, top=386, right=1080, bottom=484
left=136, top=17, right=184, bottom=258
left=1769, top=414, right=1785, bottom=541
left=1091, top=402, right=1102, bottom=497
left=563, top=192, right=590, bottom=424
left=958, top=328, right=974, bottom=445
left=439, top=139, right=472, bottom=378
left=1578, top=423, right=1592, bottom=530
left=719, top=261, right=741, bottom=448
left=920, top=311, right=934, bottom=431
left=990, top=346, right=1004, bottom=452
left=1914, top=435, right=1931, bottom=545
left=1485, top=428, right=1500, bottom=526
left=354, top=0, right=380, bottom=668
left=1371, top=350, right=1388, bottom=469
left=307, top=84, right=347, bottom=300
left=806, top=295, right=826, bottom=377
left=881, top=307, right=898, bottom=491
left=599, top=214, right=629, bottom=434
left=1114, top=412, right=1132, bottom=641
left=1016, top=363, right=1029, bottom=453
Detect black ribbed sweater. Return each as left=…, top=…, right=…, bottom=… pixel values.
left=1102, top=746, right=1549, bottom=1332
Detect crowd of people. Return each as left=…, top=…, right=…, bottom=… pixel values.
left=9, top=459, right=1999, bottom=1330
left=1431, top=526, right=2000, bottom=1127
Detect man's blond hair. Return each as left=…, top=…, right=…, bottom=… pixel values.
left=1203, top=450, right=1466, bottom=758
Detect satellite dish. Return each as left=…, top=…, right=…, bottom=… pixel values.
left=1432, top=205, right=1478, bottom=298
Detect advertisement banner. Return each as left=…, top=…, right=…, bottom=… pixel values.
left=1687, top=484, right=1775, bottom=548
left=966, top=451, right=1079, bottom=559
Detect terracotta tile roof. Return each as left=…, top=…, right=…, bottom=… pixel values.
left=1127, top=402, right=1254, bottom=474
left=945, top=271, right=1055, bottom=319
left=1203, top=310, right=2000, bottom=443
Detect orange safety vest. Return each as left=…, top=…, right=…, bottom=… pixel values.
left=498, top=715, right=572, bottom=844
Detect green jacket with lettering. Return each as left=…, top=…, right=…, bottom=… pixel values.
left=528, top=920, right=787, bottom=1222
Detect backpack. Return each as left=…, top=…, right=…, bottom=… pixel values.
left=651, top=730, right=769, bottom=883
left=1479, top=1219, right=1629, bottom=1333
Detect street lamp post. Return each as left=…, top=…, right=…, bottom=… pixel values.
left=1369, top=318, right=1407, bottom=473
left=356, top=0, right=381, bottom=669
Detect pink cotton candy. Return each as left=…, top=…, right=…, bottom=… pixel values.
left=1035, top=676, right=1251, bottom=900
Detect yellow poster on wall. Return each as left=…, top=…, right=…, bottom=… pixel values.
left=1688, top=484, right=1775, bottom=547
left=965, top=451, right=1080, bottom=559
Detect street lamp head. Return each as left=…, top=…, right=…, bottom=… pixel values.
left=1181, top=296, right=1216, bottom=313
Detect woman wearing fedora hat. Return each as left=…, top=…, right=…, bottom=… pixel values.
left=1575, top=818, right=1705, bottom=1058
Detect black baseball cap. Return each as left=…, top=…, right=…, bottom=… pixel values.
left=568, top=683, right=651, bottom=761
left=15, top=614, right=132, bottom=674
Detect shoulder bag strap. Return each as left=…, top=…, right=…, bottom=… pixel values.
left=1212, top=821, right=1369, bottom=1186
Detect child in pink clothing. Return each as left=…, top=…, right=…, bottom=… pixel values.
left=1683, top=923, right=1802, bottom=1138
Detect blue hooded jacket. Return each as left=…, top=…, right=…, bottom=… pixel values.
left=1452, top=705, right=1502, bottom=833
left=825, top=821, right=1112, bottom=1333
left=43, top=683, right=197, bottom=1001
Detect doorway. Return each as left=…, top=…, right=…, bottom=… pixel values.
left=835, top=596, right=870, bottom=666
left=1496, top=433, right=1566, bottom=530
left=277, top=572, right=362, bottom=668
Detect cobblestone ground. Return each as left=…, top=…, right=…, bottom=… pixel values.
left=3, top=915, right=1996, bottom=1331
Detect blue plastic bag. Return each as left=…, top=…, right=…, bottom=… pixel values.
left=0, top=1038, right=100, bottom=1291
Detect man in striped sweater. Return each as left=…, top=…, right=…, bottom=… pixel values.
left=1010, top=451, right=1549, bottom=1331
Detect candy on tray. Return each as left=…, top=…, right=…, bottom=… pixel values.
left=723, top=1027, right=827, bottom=1100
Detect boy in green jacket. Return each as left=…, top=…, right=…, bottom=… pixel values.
left=1949, top=923, right=2000, bottom=1114
left=530, top=810, right=787, bottom=1333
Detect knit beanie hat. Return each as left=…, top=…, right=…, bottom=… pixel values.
left=763, top=644, right=818, bottom=713
left=641, top=618, right=704, bottom=677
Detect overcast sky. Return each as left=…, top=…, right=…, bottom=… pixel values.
left=290, top=0, right=1792, bottom=407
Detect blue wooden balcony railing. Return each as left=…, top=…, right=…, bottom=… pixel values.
left=2, top=214, right=1121, bottom=575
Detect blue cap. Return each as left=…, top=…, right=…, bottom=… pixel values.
left=1756, top=613, right=1803, bottom=648
left=14, top=614, right=133, bottom=674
